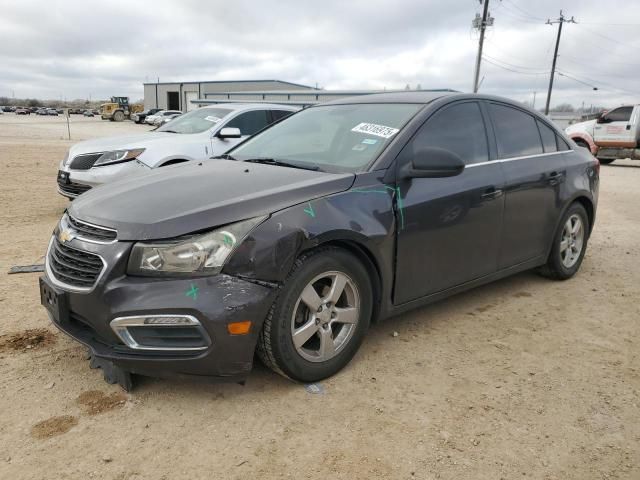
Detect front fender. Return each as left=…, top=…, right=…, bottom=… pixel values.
left=224, top=174, right=397, bottom=290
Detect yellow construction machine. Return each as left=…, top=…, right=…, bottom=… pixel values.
left=100, top=97, right=143, bottom=121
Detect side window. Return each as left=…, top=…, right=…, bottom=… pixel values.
left=489, top=104, right=543, bottom=158
left=226, top=110, right=270, bottom=136
left=604, top=106, right=632, bottom=123
left=405, top=102, right=489, bottom=165
left=270, top=110, right=293, bottom=122
left=537, top=120, right=558, bottom=153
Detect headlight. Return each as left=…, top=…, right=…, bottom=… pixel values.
left=94, top=148, right=145, bottom=167
left=127, top=216, right=266, bottom=276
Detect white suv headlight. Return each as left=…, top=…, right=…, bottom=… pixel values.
left=127, top=216, right=266, bottom=276
left=94, top=148, right=145, bottom=167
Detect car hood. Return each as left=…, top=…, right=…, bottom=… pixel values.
left=565, top=119, right=596, bottom=135
left=69, top=160, right=356, bottom=240
left=67, top=132, right=194, bottom=159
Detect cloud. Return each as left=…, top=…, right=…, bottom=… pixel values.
left=0, top=0, right=638, bottom=108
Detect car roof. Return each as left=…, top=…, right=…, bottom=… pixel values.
left=200, top=103, right=298, bottom=111
left=323, top=91, right=457, bottom=106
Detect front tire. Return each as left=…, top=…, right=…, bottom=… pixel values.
left=257, top=247, right=373, bottom=382
left=597, top=158, right=615, bottom=165
left=113, top=111, right=125, bottom=122
left=539, top=202, right=589, bottom=280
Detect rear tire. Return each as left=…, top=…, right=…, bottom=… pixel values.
left=538, top=202, right=589, bottom=280
left=597, top=158, right=615, bottom=165
left=257, top=247, right=372, bottom=382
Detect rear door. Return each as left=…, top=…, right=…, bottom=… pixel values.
left=593, top=106, right=637, bottom=147
left=394, top=101, right=505, bottom=304
left=487, top=102, right=568, bottom=268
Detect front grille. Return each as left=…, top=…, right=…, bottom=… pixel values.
left=67, top=215, right=117, bottom=242
left=48, top=238, right=104, bottom=289
left=57, top=178, right=92, bottom=197
left=69, top=153, right=102, bottom=170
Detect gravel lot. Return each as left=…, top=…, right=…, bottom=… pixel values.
left=0, top=114, right=638, bottom=480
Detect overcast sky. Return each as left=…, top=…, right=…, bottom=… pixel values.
left=1, top=0, right=638, bottom=109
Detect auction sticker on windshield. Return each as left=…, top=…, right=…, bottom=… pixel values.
left=351, top=123, right=399, bottom=139
left=205, top=116, right=221, bottom=123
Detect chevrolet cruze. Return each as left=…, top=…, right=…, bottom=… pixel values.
left=40, top=92, right=599, bottom=389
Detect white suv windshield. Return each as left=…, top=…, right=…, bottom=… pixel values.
left=157, top=108, right=232, bottom=134
left=231, top=104, right=422, bottom=172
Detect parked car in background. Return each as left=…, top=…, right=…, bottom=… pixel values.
left=145, top=110, right=182, bottom=125
left=1, top=106, right=11, bottom=112
left=154, top=112, right=182, bottom=126
left=36, top=108, right=48, bottom=115
left=41, top=92, right=599, bottom=389
left=565, top=104, right=640, bottom=165
left=47, top=108, right=59, bottom=116
left=131, top=108, right=161, bottom=124
left=83, top=110, right=95, bottom=117
left=15, top=107, right=30, bottom=115
left=56, top=103, right=297, bottom=198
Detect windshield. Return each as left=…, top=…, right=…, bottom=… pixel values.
left=156, top=107, right=232, bottom=134
left=230, top=103, right=422, bottom=172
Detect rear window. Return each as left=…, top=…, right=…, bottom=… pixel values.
left=489, top=104, right=543, bottom=158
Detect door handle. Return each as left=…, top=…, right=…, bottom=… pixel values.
left=481, top=187, right=503, bottom=200
left=626, top=125, right=631, bottom=130
left=548, top=171, right=565, bottom=185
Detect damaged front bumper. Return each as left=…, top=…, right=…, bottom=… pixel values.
left=40, top=237, right=277, bottom=388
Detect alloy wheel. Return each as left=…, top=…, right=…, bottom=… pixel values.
left=560, top=214, right=584, bottom=268
left=290, top=271, right=360, bottom=363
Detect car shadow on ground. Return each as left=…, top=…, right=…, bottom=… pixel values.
left=129, top=269, right=547, bottom=398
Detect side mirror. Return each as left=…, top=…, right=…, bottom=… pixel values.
left=217, top=127, right=241, bottom=139
left=597, top=115, right=609, bottom=124
left=401, top=147, right=465, bottom=179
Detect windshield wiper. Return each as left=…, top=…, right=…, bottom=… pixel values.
left=243, top=157, right=320, bottom=171
left=211, top=153, right=236, bottom=160
left=160, top=129, right=180, bottom=133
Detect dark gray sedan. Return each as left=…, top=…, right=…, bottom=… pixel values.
left=40, top=92, right=599, bottom=389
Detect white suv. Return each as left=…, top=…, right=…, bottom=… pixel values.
left=57, top=103, right=297, bottom=198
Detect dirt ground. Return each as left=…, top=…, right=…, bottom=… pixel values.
left=0, top=114, right=638, bottom=480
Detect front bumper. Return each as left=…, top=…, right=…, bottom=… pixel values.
left=58, top=161, right=152, bottom=199
left=41, top=236, right=277, bottom=382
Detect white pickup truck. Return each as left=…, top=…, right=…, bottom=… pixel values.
left=565, top=105, right=640, bottom=164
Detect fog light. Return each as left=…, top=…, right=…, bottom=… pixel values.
left=227, top=321, right=252, bottom=335
left=110, top=315, right=210, bottom=351
left=143, top=316, right=195, bottom=325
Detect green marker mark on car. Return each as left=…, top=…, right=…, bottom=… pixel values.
left=185, top=283, right=199, bottom=300
left=349, top=185, right=405, bottom=229
left=222, top=232, right=234, bottom=247
left=304, top=202, right=316, bottom=218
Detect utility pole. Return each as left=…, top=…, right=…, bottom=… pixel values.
left=472, top=0, right=494, bottom=93
left=544, top=10, right=576, bottom=115
left=532, top=91, right=537, bottom=109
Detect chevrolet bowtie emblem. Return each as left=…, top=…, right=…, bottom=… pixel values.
left=58, top=228, right=75, bottom=243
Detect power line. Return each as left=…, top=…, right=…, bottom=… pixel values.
left=502, top=0, right=545, bottom=21
left=544, top=10, right=576, bottom=115
left=574, top=23, right=640, bottom=51
left=482, top=53, right=548, bottom=72
left=482, top=56, right=548, bottom=75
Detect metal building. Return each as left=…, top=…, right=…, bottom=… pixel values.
left=143, top=79, right=316, bottom=111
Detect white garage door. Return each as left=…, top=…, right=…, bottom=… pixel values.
left=184, top=91, right=198, bottom=112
